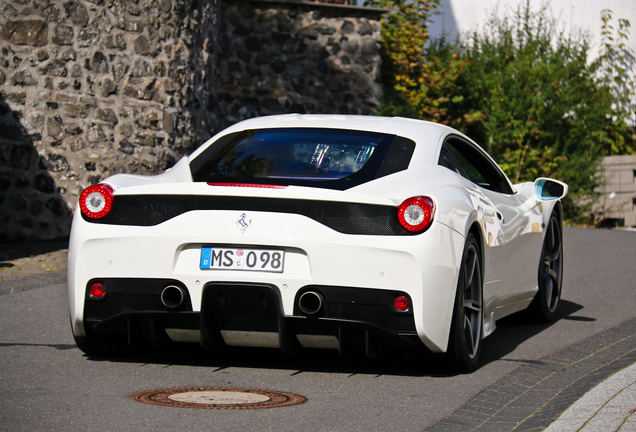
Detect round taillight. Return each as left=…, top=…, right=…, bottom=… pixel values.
left=80, top=184, right=113, bottom=220
left=89, top=282, right=106, bottom=299
left=398, top=196, right=435, bottom=233
left=394, top=295, right=410, bottom=312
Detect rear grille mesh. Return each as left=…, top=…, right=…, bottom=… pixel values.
left=85, top=195, right=416, bottom=236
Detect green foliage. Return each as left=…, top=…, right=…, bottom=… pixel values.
left=447, top=3, right=634, bottom=221
left=373, top=0, right=635, bottom=223
left=599, top=9, right=636, bottom=128
left=367, top=0, right=469, bottom=123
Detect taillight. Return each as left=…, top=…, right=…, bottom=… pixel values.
left=79, top=184, right=114, bottom=220
left=398, top=196, right=435, bottom=233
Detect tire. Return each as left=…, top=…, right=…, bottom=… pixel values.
left=529, top=212, right=563, bottom=322
left=73, top=333, right=102, bottom=356
left=447, top=233, right=483, bottom=372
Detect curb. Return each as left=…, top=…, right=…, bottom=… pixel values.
left=427, top=317, right=636, bottom=431
left=544, top=362, right=636, bottom=431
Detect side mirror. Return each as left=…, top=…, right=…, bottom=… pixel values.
left=534, top=178, right=568, bottom=202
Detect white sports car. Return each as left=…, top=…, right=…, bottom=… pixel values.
left=68, top=114, right=567, bottom=371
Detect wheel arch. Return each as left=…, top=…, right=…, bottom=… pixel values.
left=468, top=221, right=486, bottom=335
left=445, top=222, right=484, bottom=371
left=465, top=220, right=485, bottom=275
left=469, top=222, right=484, bottom=262
left=554, top=200, right=564, bottom=223
left=543, top=198, right=564, bottom=227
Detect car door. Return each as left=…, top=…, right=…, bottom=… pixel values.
left=480, top=187, right=543, bottom=307
left=440, top=136, right=541, bottom=318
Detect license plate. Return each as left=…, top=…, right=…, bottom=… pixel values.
left=200, top=247, right=284, bottom=272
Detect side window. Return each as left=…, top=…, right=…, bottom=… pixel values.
left=439, top=146, right=468, bottom=177
left=439, top=137, right=514, bottom=194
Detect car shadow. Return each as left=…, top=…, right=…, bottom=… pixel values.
left=82, top=300, right=589, bottom=377
left=479, top=299, right=588, bottom=364
left=85, top=342, right=434, bottom=377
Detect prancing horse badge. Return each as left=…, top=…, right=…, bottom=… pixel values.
left=237, top=213, right=251, bottom=233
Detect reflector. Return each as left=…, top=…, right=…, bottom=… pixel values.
left=394, top=295, right=409, bottom=312
left=89, top=282, right=106, bottom=299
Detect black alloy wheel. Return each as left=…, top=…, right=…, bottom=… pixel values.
left=530, top=212, right=563, bottom=322
left=448, top=233, right=483, bottom=372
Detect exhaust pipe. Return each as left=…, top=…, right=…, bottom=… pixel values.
left=299, top=291, right=324, bottom=315
left=161, top=285, right=186, bottom=309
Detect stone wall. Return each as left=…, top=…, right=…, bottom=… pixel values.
left=219, top=0, right=383, bottom=124
left=0, top=0, right=220, bottom=241
left=0, top=0, right=384, bottom=242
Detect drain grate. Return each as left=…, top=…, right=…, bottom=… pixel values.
left=131, top=387, right=308, bottom=410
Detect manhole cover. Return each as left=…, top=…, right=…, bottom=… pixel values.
left=130, top=387, right=308, bottom=410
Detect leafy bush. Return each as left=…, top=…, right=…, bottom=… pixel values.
left=371, top=0, right=635, bottom=222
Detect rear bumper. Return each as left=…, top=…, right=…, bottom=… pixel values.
left=84, top=281, right=419, bottom=357
left=69, top=208, right=465, bottom=353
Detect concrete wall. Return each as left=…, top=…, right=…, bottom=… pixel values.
left=596, top=155, right=636, bottom=227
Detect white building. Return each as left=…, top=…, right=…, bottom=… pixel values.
left=350, top=1, right=635, bottom=65
left=427, top=0, right=636, bottom=61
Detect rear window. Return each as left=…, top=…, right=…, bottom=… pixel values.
left=190, top=128, right=414, bottom=190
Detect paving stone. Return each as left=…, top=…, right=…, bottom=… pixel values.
left=426, top=317, right=636, bottom=431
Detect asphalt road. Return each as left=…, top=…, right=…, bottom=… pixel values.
left=1, top=227, right=634, bottom=431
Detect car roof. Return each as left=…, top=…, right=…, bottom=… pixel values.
left=189, top=114, right=456, bottom=165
